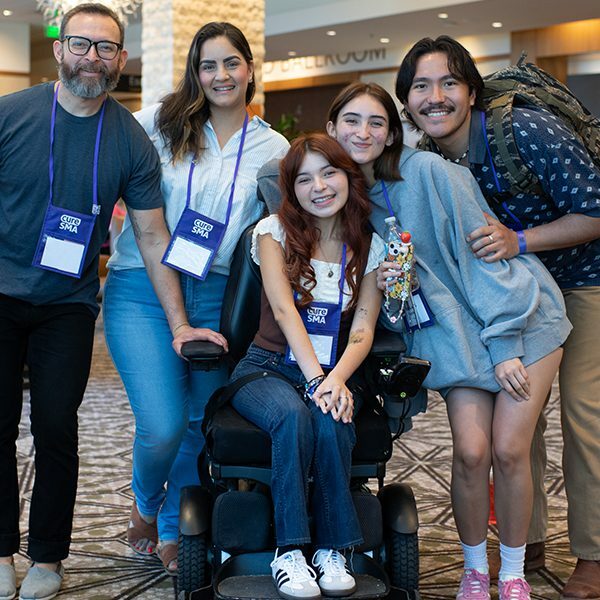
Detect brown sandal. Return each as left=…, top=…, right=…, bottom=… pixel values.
left=157, top=542, right=178, bottom=576
left=127, top=502, right=158, bottom=556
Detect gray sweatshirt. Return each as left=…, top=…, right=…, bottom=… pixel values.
left=369, top=147, right=571, bottom=395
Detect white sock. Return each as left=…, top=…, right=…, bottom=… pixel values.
left=461, top=539, right=488, bottom=574
left=499, top=543, right=525, bottom=581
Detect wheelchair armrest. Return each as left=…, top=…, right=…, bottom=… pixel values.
left=369, top=328, right=406, bottom=367
left=181, top=341, right=228, bottom=371
left=366, top=329, right=430, bottom=400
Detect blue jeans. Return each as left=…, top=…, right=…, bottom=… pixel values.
left=230, top=344, right=364, bottom=549
left=103, top=268, right=228, bottom=542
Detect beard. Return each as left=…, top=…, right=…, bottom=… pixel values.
left=58, top=60, right=121, bottom=99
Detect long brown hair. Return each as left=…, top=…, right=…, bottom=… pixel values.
left=278, top=133, right=372, bottom=310
left=327, top=82, right=403, bottom=181
left=156, top=22, right=255, bottom=163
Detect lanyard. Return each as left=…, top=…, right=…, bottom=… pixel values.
left=286, top=244, right=348, bottom=368
left=335, top=244, right=348, bottom=304
left=480, top=111, right=524, bottom=231
left=185, top=112, right=249, bottom=228
left=49, top=83, right=106, bottom=213
left=299, top=244, right=348, bottom=304
left=380, top=180, right=395, bottom=218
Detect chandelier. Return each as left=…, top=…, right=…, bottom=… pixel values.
left=36, top=0, right=142, bottom=29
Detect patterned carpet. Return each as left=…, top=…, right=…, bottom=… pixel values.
left=14, top=312, right=573, bottom=599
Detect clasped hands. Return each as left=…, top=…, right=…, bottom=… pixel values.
left=312, top=374, right=354, bottom=423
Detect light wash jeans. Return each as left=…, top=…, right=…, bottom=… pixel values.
left=103, top=267, right=228, bottom=542
left=231, top=343, right=364, bottom=550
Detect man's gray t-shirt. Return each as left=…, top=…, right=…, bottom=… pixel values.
left=0, top=82, right=163, bottom=315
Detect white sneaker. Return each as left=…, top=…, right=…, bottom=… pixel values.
left=312, top=549, right=356, bottom=597
left=271, top=549, right=321, bottom=600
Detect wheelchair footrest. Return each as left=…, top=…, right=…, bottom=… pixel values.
left=213, top=552, right=390, bottom=600
left=218, top=574, right=387, bottom=599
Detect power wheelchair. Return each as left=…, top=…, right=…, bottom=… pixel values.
left=176, top=225, right=430, bottom=600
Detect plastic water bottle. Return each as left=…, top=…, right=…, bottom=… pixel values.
left=384, top=216, right=413, bottom=323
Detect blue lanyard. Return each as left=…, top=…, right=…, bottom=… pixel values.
left=294, top=242, right=349, bottom=316
left=480, top=111, right=524, bottom=231
left=336, top=244, right=348, bottom=304
left=49, top=83, right=106, bottom=212
left=185, top=112, right=249, bottom=229
left=304, top=244, right=347, bottom=305
left=380, top=180, right=395, bottom=218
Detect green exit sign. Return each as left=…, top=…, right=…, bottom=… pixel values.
left=45, top=25, right=60, bottom=39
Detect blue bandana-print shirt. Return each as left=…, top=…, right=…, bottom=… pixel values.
left=468, top=107, right=600, bottom=289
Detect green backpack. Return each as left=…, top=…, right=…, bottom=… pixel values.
left=421, top=55, right=600, bottom=197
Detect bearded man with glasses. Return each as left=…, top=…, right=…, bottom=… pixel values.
left=0, top=4, right=212, bottom=599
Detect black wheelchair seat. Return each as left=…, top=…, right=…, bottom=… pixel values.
left=207, top=401, right=392, bottom=468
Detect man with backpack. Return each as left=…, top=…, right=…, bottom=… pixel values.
left=396, top=36, right=600, bottom=599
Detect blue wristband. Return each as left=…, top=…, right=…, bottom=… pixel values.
left=517, top=230, right=527, bottom=254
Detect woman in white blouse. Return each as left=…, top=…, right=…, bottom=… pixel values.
left=229, top=132, right=383, bottom=600
left=103, top=22, right=288, bottom=573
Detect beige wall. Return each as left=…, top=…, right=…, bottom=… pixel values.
left=0, top=21, right=30, bottom=94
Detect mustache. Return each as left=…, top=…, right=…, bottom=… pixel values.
left=420, top=103, right=454, bottom=114
left=74, top=62, right=109, bottom=75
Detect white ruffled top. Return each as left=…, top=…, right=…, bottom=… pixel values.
left=252, top=214, right=385, bottom=310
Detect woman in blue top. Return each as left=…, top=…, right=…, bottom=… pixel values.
left=103, top=22, right=288, bottom=574
left=326, top=82, right=571, bottom=600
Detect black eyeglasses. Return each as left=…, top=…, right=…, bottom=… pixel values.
left=62, top=35, right=123, bottom=60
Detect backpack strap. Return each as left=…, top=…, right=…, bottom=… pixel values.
left=483, top=91, right=543, bottom=198
left=197, top=369, right=295, bottom=494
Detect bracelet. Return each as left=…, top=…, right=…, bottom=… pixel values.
left=516, top=230, right=527, bottom=254
left=172, top=322, right=190, bottom=335
left=304, top=374, right=325, bottom=401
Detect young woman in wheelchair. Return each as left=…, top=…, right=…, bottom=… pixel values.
left=229, top=132, right=385, bottom=600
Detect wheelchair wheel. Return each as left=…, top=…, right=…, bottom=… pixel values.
left=177, top=531, right=209, bottom=595
left=385, top=530, right=419, bottom=592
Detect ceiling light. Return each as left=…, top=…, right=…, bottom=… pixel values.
left=3, top=9, right=13, bottom=16
left=288, top=51, right=297, bottom=57
left=326, top=30, right=337, bottom=36
left=438, top=13, right=449, bottom=19
left=380, top=37, right=390, bottom=44
left=492, top=21, right=503, bottom=28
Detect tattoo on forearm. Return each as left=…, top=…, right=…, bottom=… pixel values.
left=131, top=214, right=142, bottom=241
left=349, top=328, right=365, bottom=345
left=357, top=308, right=368, bottom=318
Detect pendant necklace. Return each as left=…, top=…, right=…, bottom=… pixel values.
left=318, top=241, right=340, bottom=278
